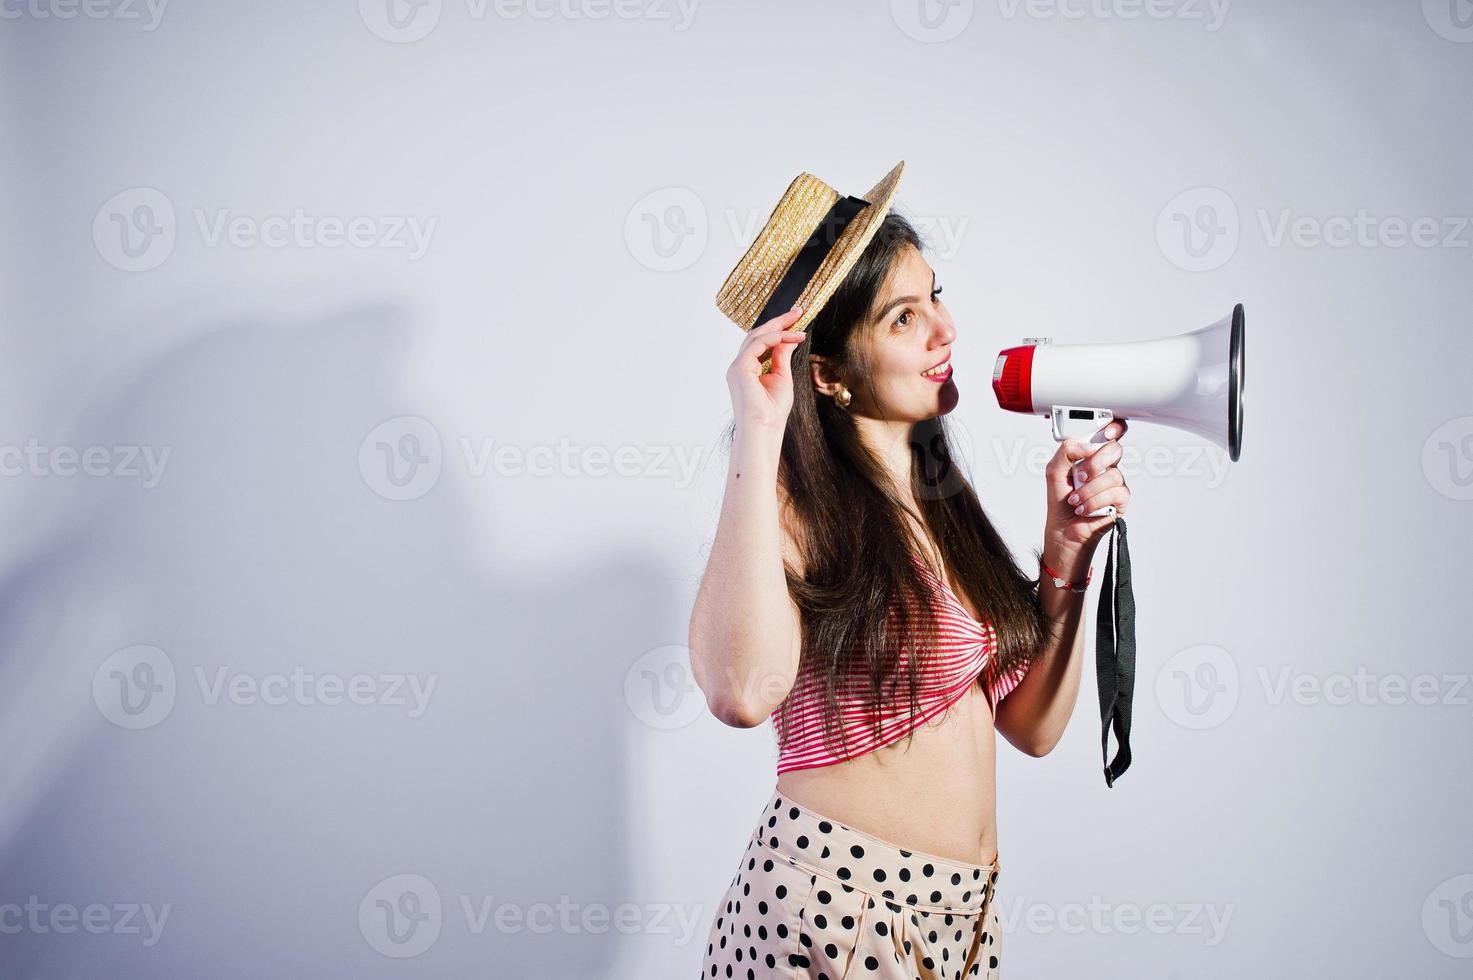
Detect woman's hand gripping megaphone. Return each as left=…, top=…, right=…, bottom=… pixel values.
left=1044, top=418, right=1131, bottom=557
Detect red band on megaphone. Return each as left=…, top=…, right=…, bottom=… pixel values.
left=992, top=343, right=1036, bottom=414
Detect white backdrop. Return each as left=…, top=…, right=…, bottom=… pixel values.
left=2, top=1, right=1471, bottom=977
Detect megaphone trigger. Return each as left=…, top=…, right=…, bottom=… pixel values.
left=1048, top=404, right=1115, bottom=445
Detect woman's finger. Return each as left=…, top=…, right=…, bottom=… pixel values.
left=1068, top=421, right=1129, bottom=474
left=1070, top=439, right=1123, bottom=485
left=1089, top=485, right=1128, bottom=518
left=739, top=317, right=798, bottom=363
left=1049, top=440, right=1090, bottom=475
left=740, top=310, right=806, bottom=367
left=746, top=305, right=804, bottom=342
left=752, top=330, right=806, bottom=363
left=1072, top=479, right=1130, bottom=517
left=765, top=328, right=805, bottom=379
left=743, top=323, right=804, bottom=362
left=1067, top=465, right=1122, bottom=507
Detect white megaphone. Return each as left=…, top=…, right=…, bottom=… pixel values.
left=992, top=303, right=1245, bottom=517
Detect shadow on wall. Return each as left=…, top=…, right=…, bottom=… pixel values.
left=0, top=300, right=656, bottom=978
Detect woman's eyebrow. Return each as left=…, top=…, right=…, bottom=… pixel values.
left=871, top=271, right=937, bottom=325
left=873, top=293, right=920, bottom=323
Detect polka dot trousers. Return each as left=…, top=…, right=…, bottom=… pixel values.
left=700, top=787, right=1002, bottom=979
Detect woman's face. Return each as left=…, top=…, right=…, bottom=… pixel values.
left=840, top=244, right=959, bottom=420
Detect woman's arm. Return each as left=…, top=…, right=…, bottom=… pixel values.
left=688, top=430, right=804, bottom=728
left=993, top=543, right=1092, bottom=756
left=688, top=306, right=809, bottom=730
left=994, top=420, right=1132, bottom=755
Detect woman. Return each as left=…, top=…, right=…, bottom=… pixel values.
left=690, top=177, right=1130, bottom=978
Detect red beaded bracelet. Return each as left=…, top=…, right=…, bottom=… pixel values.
left=1040, top=557, right=1092, bottom=593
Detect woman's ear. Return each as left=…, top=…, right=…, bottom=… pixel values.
left=809, top=354, right=845, bottom=399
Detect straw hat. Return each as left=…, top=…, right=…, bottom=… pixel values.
left=715, top=161, right=905, bottom=373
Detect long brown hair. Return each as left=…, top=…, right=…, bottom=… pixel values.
left=722, top=211, right=1048, bottom=758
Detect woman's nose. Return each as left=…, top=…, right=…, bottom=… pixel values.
left=932, top=309, right=957, bottom=345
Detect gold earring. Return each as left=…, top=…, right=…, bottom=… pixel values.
left=835, top=386, right=852, bottom=409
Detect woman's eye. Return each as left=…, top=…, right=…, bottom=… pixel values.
left=931, top=285, right=943, bottom=302
left=893, top=310, right=914, bottom=330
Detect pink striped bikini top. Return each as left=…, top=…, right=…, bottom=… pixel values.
left=773, top=553, right=1031, bottom=775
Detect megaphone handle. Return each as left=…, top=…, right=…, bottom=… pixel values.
left=1052, top=405, right=1117, bottom=520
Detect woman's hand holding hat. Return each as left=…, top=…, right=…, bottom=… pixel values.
left=726, top=305, right=807, bottom=441
left=714, top=162, right=904, bottom=450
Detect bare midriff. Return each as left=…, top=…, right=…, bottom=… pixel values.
left=775, top=674, right=1001, bottom=868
